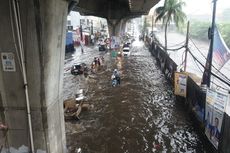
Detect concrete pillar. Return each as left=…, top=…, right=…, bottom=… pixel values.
left=0, top=0, right=68, bottom=153
left=107, top=18, right=127, bottom=37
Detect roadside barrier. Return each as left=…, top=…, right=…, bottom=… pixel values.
left=150, top=40, right=230, bottom=153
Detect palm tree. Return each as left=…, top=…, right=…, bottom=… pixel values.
left=155, top=0, right=186, bottom=52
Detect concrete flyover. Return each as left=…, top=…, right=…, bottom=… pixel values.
left=0, top=0, right=159, bottom=153
left=72, top=0, right=160, bottom=35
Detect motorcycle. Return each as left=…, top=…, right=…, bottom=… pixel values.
left=111, top=74, right=118, bottom=87
left=112, top=78, right=118, bottom=87
left=111, top=74, right=121, bottom=87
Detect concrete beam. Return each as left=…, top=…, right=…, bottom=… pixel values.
left=72, top=0, right=160, bottom=19
left=107, top=18, right=128, bottom=37
left=0, top=0, right=68, bottom=152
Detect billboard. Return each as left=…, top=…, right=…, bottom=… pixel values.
left=110, top=36, right=120, bottom=49
left=205, top=88, right=228, bottom=149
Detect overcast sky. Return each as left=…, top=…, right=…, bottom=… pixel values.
left=149, top=0, right=230, bottom=16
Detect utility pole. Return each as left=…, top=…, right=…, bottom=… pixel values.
left=152, top=14, right=154, bottom=36
left=184, top=21, right=190, bottom=72
left=91, top=20, right=93, bottom=35
left=80, top=19, right=83, bottom=41
left=206, top=0, right=217, bottom=87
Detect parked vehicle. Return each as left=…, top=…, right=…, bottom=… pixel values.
left=111, top=78, right=118, bottom=87
left=65, top=32, right=75, bottom=53
left=71, top=63, right=87, bottom=75
left=99, top=43, right=106, bottom=51
left=123, top=43, right=130, bottom=48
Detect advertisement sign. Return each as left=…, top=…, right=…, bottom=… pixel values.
left=174, top=72, right=188, bottom=97
left=111, top=36, right=120, bottom=49
left=1, top=52, right=16, bottom=72
left=205, top=88, right=228, bottom=149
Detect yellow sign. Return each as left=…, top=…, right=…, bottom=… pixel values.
left=174, top=72, right=188, bottom=97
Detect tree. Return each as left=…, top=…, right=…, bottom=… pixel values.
left=142, top=16, right=151, bottom=35
left=155, top=0, right=186, bottom=52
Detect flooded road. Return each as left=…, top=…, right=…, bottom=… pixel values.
left=64, top=41, right=208, bottom=153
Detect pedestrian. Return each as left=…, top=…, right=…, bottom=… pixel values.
left=97, top=58, right=101, bottom=66
left=113, top=69, right=120, bottom=85
left=94, top=57, right=98, bottom=66
left=101, top=56, right=104, bottom=63
left=80, top=40, right=84, bottom=53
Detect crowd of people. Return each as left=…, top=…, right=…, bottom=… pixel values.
left=91, top=57, right=104, bottom=70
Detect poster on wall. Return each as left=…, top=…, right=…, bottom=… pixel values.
left=205, top=88, right=228, bottom=149
left=225, top=95, right=230, bottom=116
left=174, top=72, right=188, bottom=97
left=1, top=52, right=16, bottom=72
left=226, top=95, right=230, bottom=116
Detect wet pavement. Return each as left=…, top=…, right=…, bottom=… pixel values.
left=63, top=41, right=208, bottom=153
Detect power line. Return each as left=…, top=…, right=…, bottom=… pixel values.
left=189, top=48, right=230, bottom=90
left=188, top=36, right=230, bottom=83
left=193, top=57, right=204, bottom=73
left=152, top=35, right=230, bottom=87
left=168, top=41, right=185, bottom=48
left=212, top=78, right=230, bottom=91
left=188, top=35, right=208, bottom=59
left=157, top=41, right=185, bottom=51
left=188, top=48, right=230, bottom=85
left=188, top=48, right=230, bottom=87
left=152, top=36, right=185, bottom=52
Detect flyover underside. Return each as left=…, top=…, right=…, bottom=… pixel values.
left=72, top=0, right=160, bottom=36
left=73, top=0, right=160, bottom=19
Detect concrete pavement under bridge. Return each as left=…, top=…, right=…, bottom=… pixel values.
left=0, top=0, right=159, bottom=153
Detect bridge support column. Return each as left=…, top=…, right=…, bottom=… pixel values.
left=107, top=18, right=127, bottom=37
left=0, top=0, right=68, bottom=153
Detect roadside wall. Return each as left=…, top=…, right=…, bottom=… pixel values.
left=150, top=40, right=230, bottom=153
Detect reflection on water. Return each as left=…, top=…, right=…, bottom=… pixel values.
left=64, top=42, right=208, bottom=153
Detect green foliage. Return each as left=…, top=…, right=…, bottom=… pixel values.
left=189, top=21, right=210, bottom=41
left=155, top=0, right=187, bottom=28
left=218, top=23, right=230, bottom=48
left=141, top=17, right=151, bottom=35
left=222, top=8, right=230, bottom=21
left=186, top=21, right=230, bottom=48
left=155, top=0, right=187, bottom=50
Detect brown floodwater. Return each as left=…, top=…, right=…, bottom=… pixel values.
left=63, top=41, right=209, bottom=153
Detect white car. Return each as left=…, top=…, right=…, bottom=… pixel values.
left=123, top=47, right=130, bottom=57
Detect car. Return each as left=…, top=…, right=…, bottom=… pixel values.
left=123, top=43, right=130, bottom=48
left=122, top=47, right=130, bottom=57
left=71, top=63, right=87, bottom=75
left=99, top=44, right=106, bottom=51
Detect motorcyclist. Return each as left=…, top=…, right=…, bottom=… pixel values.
left=113, top=69, right=120, bottom=85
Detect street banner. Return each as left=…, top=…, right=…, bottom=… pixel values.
left=212, top=26, right=230, bottom=69
left=111, top=36, right=120, bottom=49
left=205, top=88, right=228, bottom=149
left=201, top=26, right=230, bottom=86
left=174, top=72, right=188, bottom=97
